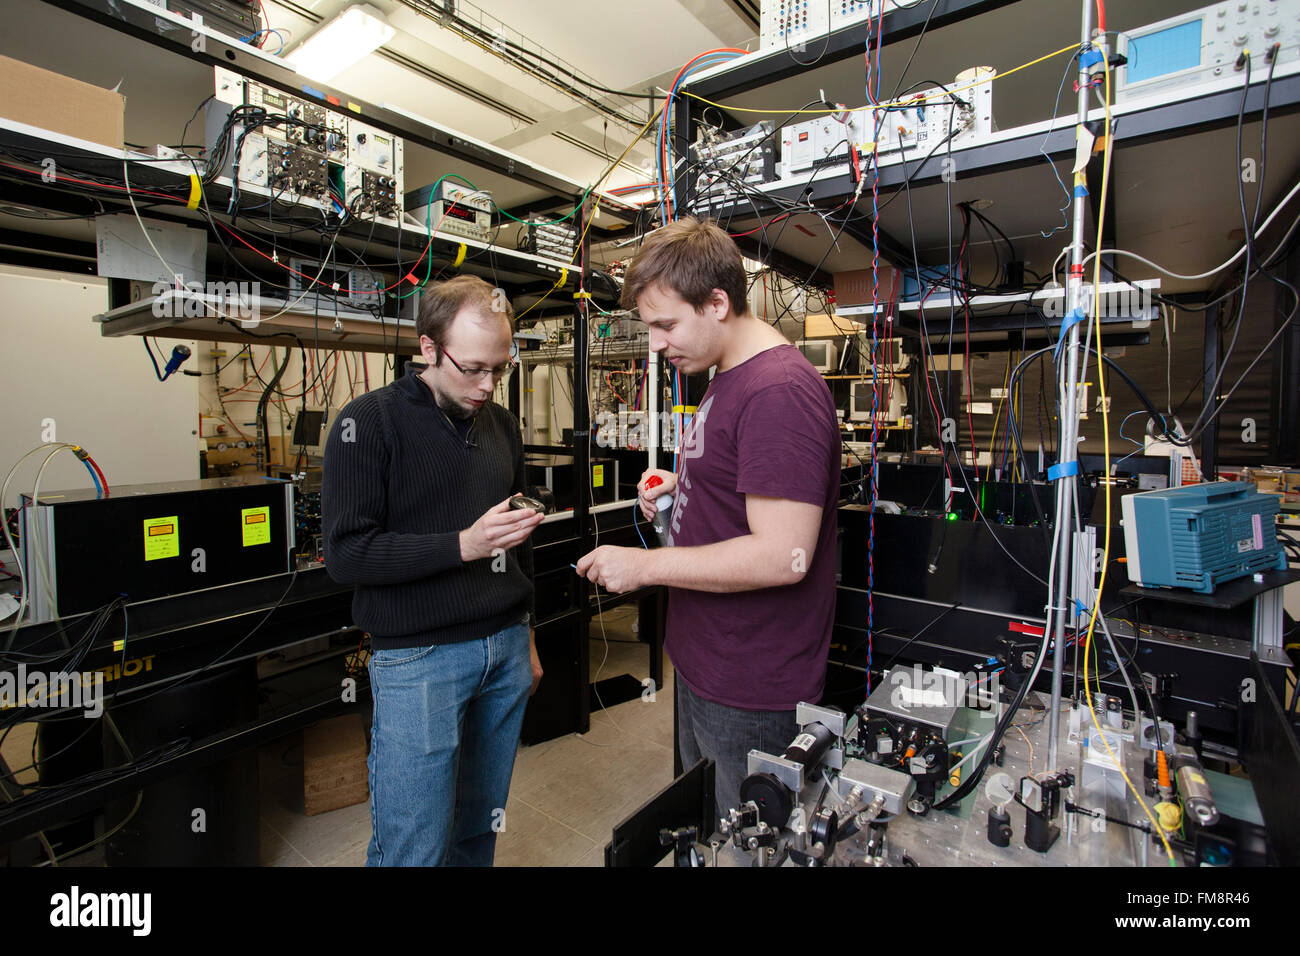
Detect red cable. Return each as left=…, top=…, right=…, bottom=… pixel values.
left=960, top=258, right=980, bottom=484
left=730, top=211, right=792, bottom=238
left=0, top=160, right=185, bottom=205
left=659, top=48, right=748, bottom=220
left=85, top=456, right=110, bottom=496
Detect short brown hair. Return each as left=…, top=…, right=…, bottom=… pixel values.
left=416, top=275, right=513, bottom=350
left=620, top=217, right=748, bottom=317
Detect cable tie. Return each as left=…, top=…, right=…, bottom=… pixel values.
left=1047, top=461, right=1080, bottom=481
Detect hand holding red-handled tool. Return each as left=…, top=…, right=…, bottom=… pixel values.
left=639, top=470, right=676, bottom=544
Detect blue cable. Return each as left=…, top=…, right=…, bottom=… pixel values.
left=239, top=29, right=288, bottom=54
left=632, top=498, right=650, bottom=549
left=864, top=19, right=883, bottom=695
left=671, top=369, right=678, bottom=474
left=81, top=459, right=102, bottom=497
left=658, top=53, right=743, bottom=222
left=1039, top=51, right=1081, bottom=238
left=1111, top=410, right=1150, bottom=471
left=661, top=57, right=734, bottom=221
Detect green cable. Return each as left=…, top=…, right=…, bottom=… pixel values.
left=396, top=191, right=437, bottom=300
left=425, top=170, right=595, bottom=226
left=392, top=170, right=594, bottom=300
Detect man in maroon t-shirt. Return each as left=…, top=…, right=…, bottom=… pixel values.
left=575, top=218, right=841, bottom=822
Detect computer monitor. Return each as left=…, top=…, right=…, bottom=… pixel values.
left=796, top=339, right=839, bottom=372
left=850, top=380, right=904, bottom=423
left=290, top=406, right=330, bottom=458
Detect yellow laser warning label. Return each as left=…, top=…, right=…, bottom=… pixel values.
left=143, top=517, right=180, bottom=561
left=242, top=506, right=271, bottom=547
left=592, top=465, right=604, bottom=488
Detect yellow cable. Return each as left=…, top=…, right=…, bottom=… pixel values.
left=1081, top=50, right=1176, bottom=866
left=682, top=42, right=1081, bottom=116
left=515, top=99, right=668, bottom=321
left=988, top=350, right=1013, bottom=472
left=1012, top=374, right=1022, bottom=483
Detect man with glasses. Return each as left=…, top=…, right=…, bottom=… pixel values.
left=323, top=274, right=544, bottom=866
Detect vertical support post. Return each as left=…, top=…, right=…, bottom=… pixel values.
left=1202, top=302, right=1220, bottom=479
left=1275, top=243, right=1300, bottom=465
left=1253, top=589, right=1284, bottom=653
left=573, top=199, right=592, bottom=734
left=648, top=351, right=661, bottom=470
left=1047, top=0, right=1095, bottom=771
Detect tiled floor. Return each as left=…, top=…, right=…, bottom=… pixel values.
left=260, top=604, right=675, bottom=867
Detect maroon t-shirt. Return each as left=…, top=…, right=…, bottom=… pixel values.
left=665, top=343, right=841, bottom=710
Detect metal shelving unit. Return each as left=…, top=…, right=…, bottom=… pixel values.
left=2, top=0, right=648, bottom=347
left=671, top=0, right=1300, bottom=474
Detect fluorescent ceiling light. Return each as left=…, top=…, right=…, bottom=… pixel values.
left=285, top=4, right=396, bottom=83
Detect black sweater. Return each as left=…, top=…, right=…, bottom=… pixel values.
left=321, top=362, right=534, bottom=650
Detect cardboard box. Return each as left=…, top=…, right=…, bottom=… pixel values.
left=833, top=262, right=900, bottom=308
left=803, top=313, right=865, bottom=338
left=0, top=55, right=125, bottom=151
left=303, top=713, right=369, bottom=816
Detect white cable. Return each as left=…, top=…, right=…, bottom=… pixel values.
left=30, top=446, right=77, bottom=622
left=122, top=153, right=182, bottom=287
left=1096, top=611, right=1143, bottom=730
left=946, top=731, right=995, bottom=778
left=2, top=444, right=77, bottom=646
left=128, top=148, right=345, bottom=329
left=1160, top=302, right=1173, bottom=414
left=251, top=229, right=345, bottom=324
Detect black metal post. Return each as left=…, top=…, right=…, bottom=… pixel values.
left=1202, top=302, right=1220, bottom=478
left=573, top=200, right=592, bottom=734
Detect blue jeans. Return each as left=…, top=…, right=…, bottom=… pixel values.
left=676, top=678, right=798, bottom=831
left=366, top=619, right=531, bottom=866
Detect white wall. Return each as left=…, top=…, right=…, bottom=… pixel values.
left=0, top=264, right=403, bottom=567
left=0, top=263, right=200, bottom=500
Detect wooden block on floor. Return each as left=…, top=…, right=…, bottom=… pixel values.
left=303, top=713, right=368, bottom=816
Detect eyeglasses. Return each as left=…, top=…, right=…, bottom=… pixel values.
left=440, top=347, right=516, bottom=382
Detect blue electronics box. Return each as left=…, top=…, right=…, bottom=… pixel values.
left=1121, top=482, right=1286, bottom=594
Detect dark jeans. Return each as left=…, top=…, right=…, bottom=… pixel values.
left=675, top=678, right=798, bottom=831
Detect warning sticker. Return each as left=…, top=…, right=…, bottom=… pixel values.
left=592, top=465, right=604, bottom=488
left=143, top=517, right=180, bottom=561
left=241, top=506, right=271, bottom=547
